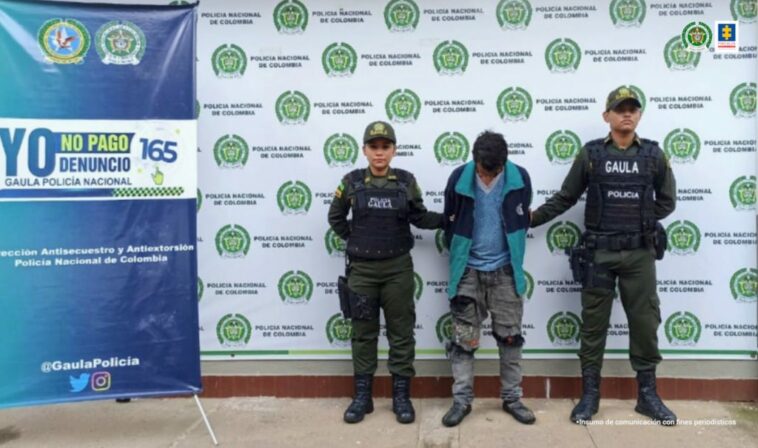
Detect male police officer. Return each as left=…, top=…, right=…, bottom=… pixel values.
left=530, top=87, right=678, bottom=425
left=328, top=121, right=443, bottom=424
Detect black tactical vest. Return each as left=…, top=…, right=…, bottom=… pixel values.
left=346, top=168, right=414, bottom=260
left=584, top=139, right=658, bottom=234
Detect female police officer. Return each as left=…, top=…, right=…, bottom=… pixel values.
left=328, top=120, right=443, bottom=424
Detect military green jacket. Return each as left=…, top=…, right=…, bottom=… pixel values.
left=531, top=135, right=676, bottom=228
left=328, top=167, right=443, bottom=240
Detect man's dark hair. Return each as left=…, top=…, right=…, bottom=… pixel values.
left=472, top=131, right=508, bottom=173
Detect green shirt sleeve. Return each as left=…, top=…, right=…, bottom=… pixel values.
left=654, top=151, right=677, bottom=220
left=327, top=176, right=352, bottom=240
left=407, top=176, right=444, bottom=230
left=531, top=148, right=589, bottom=227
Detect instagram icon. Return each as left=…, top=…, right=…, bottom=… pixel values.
left=91, top=371, right=111, bottom=392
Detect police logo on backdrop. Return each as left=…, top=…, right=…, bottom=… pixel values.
left=324, top=133, right=359, bottom=167
left=729, top=176, right=756, bottom=210
left=496, top=0, right=532, bottom=30
left=666, top=220, right=701, bottom=255
left=433, top=40, right=469, bottom=75
left=664, top=36, right=700, bottom=71
left=326, top=313, right=353, bottom=347
left=384, top=0, right=420, bottom=32
left=435, top=229, right=448, bottom=256
left=663, top=129, right=700, bottom=164
left=324, top=228, right=347, bottom=256
left=545, top=38, right=581, bottom=73
left=730, top=82, right=757, bottom=118
left=278, top=271, right=314, bottom=305
left=610, top=0, right=646, bottom=27
left=546, top=130, right=582, bottom=164
left=664, top=311, right=701, bottom=346
left=523, top=270, right=534, bottom=301
left=216, top=313, right=253, bottom=347
left=212, top=44, right=247, bottom=78
left=546, top=221, right=581, bottom=255
left=386, top=89, right=421, bottom=123
left=435, top=313, right=454, bottom=344
left=322, top=42, right=358, bottom=77
left=731, top=0, right=757, bottom=22
left=197, top=188, right=202, bottom=212
left=547, top=312, right=581, bottom=346
left=730, top=268, right=758, bottom=303
left=274, top=0, right=309, bottom=34
left=277, top=180, right=312, bottom=214
left=38, top=18, right=91, bottom=65
left=497, top=87, right=533, bottom=122
left=434, top=132, right=469, bottom=166
left=198, top=277, right=204, bottom=301
left=413, top=272, right=423, bottom=302
left=215, top=224, right=252, bottom=258
left=214, top=135, right=250, bottom=169
left=276, top=91, right=311, bottom=124
left=681, top=22, right=712, bottom=52
left=95, top=20, right=146, bottom=65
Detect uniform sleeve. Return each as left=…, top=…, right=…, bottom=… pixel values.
left=407, top=176, right=444, bottom=230
left=653, top=152, right=677, bottom=220
left=530, top=148, right=589, bottom=228
left=327, top=177, right=352, bottom=240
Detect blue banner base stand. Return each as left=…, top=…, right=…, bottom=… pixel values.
left=194, top=394, right=219, bottom=446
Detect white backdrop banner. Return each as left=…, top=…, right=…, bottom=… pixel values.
left=188, top=0, right=758, bottom=361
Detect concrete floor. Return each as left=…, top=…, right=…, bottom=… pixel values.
left=0, top=398, right=756, bottom=447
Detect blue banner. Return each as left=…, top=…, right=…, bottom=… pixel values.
left=0, top=0, right=200, bottom=408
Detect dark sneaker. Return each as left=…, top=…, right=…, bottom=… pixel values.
left=442, top=402, right=471, bottom=427
left=503, top=400, right=536, bottom=425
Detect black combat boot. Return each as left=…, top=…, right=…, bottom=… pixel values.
left=391, top=374, right=415, bottom=424
left=343, top=374, right=374, bottom=423
left=570, top=366, right=601, bottom=424
left=635, top=369, right=677, bottom=426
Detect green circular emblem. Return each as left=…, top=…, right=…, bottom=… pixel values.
left=730, top=82, right=757, bottom=118
left=546, top=221, right=582, bottom=255
left=324, top=133, right=359, bottom=167
left=325, top=228, right=347, bottom=257
left=545, top=38, right=581, bottom=73
left=95, top=20, right=146, bottom=65
left=681, top=21, right=712, bottom=52
left=433, top=40, right=469, bottom=75
left=195, top=99, right=201, bottom=119
left=385, top=88, right=421, bottom=123
left=664, top=311, right=701, bottom=345
left=730, top=268, right=758, bottom=302
left=732, top=0, right=758, bottom=22
left=274, top=0, right=309, bottom=34
left=610, top=0, right=646, bottom=27
left=497, top=87, right=533, bottom=122
left=197, top=188, right=202, bottom=212
left=278, top=270, right=314, bottom=304
left=197, top=277, right=204, bottom=302
left=276, top=91, right=311, bottom=124
left=546, top=130, right=582, bottom=164
left=326, top=313, right=353, bottom=346
left=729, top=176, right=756, bottom=210
left=413, top=272, right=423, bottom=302
left=385, top=0, right=420, bottom=32
left=322, top=42, right=358, bottom=77
left=434, top=132, right=470, bottom=166
left=38, top=18, right=91, bottom=65
left=663, top=128, right=700, bottom=164
left=523, top=270, right=534, bottom=300
left=216, top=313, right=252, bottom=346
left=497, top=0, right=532, bottom=30
left=435, top=229, right=448, bottom=256
left=436, top=312, right=454, bottom=344
left=213, top=134, right=249, bottom=169
left=666, top=220, right=701, bottom=255
left=547, top=311, right=581, bottom=345
left=215, top=224, right=252, bottom=258
left=664, top=35, right=700, bottom=70
left=212, top=44, right=247, bottom=78
left=277, top=180, right=312, bottom=214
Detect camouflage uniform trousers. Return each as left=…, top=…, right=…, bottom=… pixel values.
left=447, top=265, right=525, bottom=406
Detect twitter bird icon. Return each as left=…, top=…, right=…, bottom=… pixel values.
left=69, top=373, right=90, bottom=393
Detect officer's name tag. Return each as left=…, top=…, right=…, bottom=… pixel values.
left=604, top=160, right=639, bottom=174
left=368, top=197, right=395, bottom=209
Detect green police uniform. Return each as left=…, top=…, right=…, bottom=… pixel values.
left=328, top=167, right=442, bottom=376
left=531, top=136, right=676, bottom=370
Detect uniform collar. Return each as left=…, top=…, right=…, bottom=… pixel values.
left=363, top=167, right=396, bottom=183
left=604, top=133, right=641, bottom=148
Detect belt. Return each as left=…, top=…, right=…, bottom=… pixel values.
left=583, top=233, right=646, bottom=251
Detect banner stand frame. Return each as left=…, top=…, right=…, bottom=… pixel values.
left=193, top=394, right=219, bottom=446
